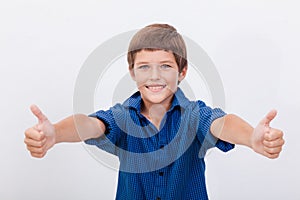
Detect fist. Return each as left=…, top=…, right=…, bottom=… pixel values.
left=252, top=110, right=285, bottom=159
left=24, top=105, right=56, bottom=158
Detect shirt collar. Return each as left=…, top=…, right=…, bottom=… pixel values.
left=123, top=87, right=190, bottom=113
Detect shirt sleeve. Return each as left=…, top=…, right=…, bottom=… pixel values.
left=84, top=104, right=125, bottom=156
left=196, top=100, right=235, bottom=156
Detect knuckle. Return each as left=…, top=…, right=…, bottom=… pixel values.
left=24, top=138, right=34, bottom=147
left=266, top=153, right=273, bottom=159
left=273, top=154, right=279, bottom=159
left=268, top=148, right=276, bottom=154
left=30, top=152, right=38, bottom=157
left=264, top=146, right=279, bottom=154
left=26, top=145, right=31, bottom=151
left=275, top=129, right=283, bottom=137
left=29, top=146, right=44, bottom=154
left=274, top=148, right=280, bottom=154
left=267, top=141, right=274, bottom=147
left=267, top=133, right=274, bottom=141
left=36, top=134, right=42, bottom=140
left=277, top=139, right=284, bottom=147
left=267, top=153, right=278, bottom=159
left=37, top=154, right=44, bottom=158
left=263, top=140, right=272, bottom=148
left=31, top=152, right=43, bottom=158
left=279, top=130, right=284, bottom=137
left=36, top=148, right=44, bottom=154
left=35, top=154, right=42, bottom=158
left=263, top=146, right=270, bottom=152
left=36, top=141, right=43, bottom=147
left=264, top=139, right=270, bottom=145
left=268, top=155, right=274, bottom=159
left=264, top=134, right=271, bottom=140
left=271, top=149, right=279, bottom=154
left=24, top=128, right=31, bottom=137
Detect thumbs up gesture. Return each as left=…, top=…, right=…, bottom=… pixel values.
left=24, top=105, right=56, bottom=158
left=251, top=110, right=285, bottom=159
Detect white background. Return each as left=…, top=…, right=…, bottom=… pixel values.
left=1, top=0, right=299, bottom=199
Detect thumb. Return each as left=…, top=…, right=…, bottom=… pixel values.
left=260, top=109, right=277, bottom=127
left=30, top=104, right=48, bottom=124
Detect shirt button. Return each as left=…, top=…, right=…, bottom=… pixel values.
left=156, top=197, right=161, bottom=200
left=160, top=145, right=164, bottom=149
left=159, top=172, right=164, bottom=176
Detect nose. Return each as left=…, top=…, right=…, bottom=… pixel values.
left=150, top=66, right=160, bottom=80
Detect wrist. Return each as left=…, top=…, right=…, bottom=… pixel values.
left=53, top=123, right=60, bottom=144
left=250, top=126, right=263, bottom=154
left=249, top=129, right=255, bottom=150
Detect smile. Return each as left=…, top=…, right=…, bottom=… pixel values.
left=145, top=85, right=166, bottom=92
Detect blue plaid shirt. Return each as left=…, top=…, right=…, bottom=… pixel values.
left=85, top=88, right=234, bottom=200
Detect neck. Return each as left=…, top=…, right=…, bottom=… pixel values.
left=141, top=99, right=172, bottom=129
left=142, top=104, right=167, bottom=129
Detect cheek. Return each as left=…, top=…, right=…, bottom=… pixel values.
left=163, top=74, right=179, bottom=93
left=133, top=73, right=148, bottom=87
left=163, top=71, right=179, bottom=84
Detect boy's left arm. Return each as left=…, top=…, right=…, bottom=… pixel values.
left=210, top=110, right=285, bottom=159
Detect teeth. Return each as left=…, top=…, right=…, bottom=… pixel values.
left=147, top=86, right=164, bottom=91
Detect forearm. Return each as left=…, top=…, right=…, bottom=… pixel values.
left=54, top=114, right=105, bottom=143
left=211, top=114, right=253, bottom=148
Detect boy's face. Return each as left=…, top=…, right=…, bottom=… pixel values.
left=129, top=50, right=187, bottom=109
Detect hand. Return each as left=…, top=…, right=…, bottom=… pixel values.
left=24, top=105, right=56, bottom=158
left=251, top=110, right=285, bottom=159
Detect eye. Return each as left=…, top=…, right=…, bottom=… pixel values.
left=137, top=65, right=150, bottom=70
left=160, top=64, right=172, bottom=70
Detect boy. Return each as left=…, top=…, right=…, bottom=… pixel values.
left=24, top=24, right=284, bottom=200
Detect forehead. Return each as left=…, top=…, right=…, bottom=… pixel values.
left=134, top=50, right=176, bottom=64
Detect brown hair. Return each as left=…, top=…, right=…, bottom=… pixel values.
left=127, top=23, right=187, bottom=72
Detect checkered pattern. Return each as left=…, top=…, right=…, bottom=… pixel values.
left=85, top=88, right=234, bottom=200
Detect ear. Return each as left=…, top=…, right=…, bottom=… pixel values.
left=178, top=65, right=187, bottom=82
left=129, top=66, right=136, bottom=81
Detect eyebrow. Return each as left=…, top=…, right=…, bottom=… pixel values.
left=135, top=60, right=176, bottom=65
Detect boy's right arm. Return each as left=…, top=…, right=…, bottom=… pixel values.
left=24, top=105, right=105, bottom=158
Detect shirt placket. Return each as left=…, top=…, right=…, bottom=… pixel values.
left=153, top=167, right=167, bottom=200
left=153, top=115, right=169, bottom=200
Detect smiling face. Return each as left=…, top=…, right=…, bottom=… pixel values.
left=129, top=49, right=187, bottom=112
